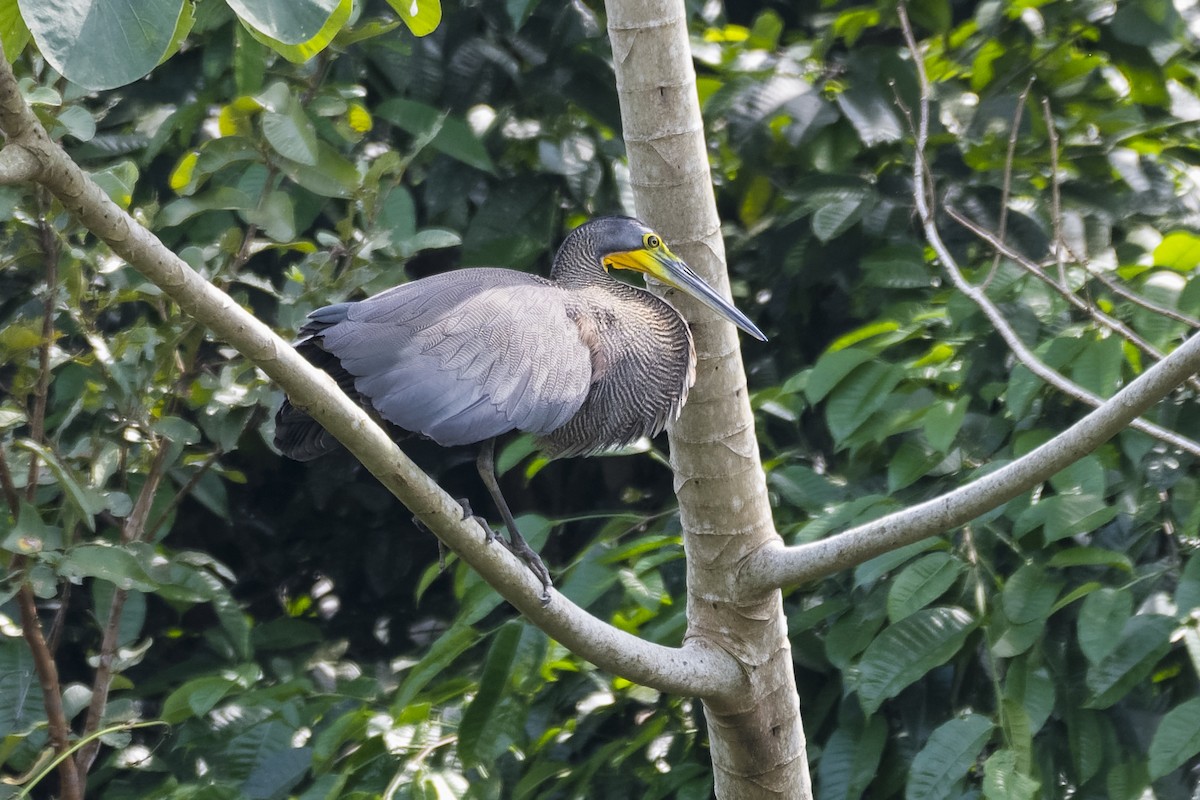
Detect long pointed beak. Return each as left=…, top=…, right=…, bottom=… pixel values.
left=608, top=248, right=768, bottom=342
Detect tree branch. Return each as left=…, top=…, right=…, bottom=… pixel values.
left=0, top=44, right=744, bottom=701
left=15, top=583, right=82, bottom=800
left=74, top=440, right=172, bottom=782
left=946, top=205, right=1200, bottom=395
left=738, top=5, right=1200, bottom=594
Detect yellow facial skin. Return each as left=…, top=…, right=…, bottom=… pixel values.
left=602, top=234, right=767, bottom=342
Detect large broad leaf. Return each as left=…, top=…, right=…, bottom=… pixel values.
left=982, top=749, right=1040, bottom=800
left=816, top=716, right=887, bottom=800
left=1, top=0, right=31, bottom=62
left=1077, top=587, right=1131, bottom=664
left=805, top=348, right=874, bottom=404
left=458, top=621, right=546, bottom=766
left=19, top=0, right=190, bottom=90
left=58, top=543, right=159, bottom=592
left=824, top=361, right=905, bottom=445
left=886, top=552, right=964, bottom=622
left=857, top=606, right=976, bottom=714
left=391, top=622, right=482, bottom=713
left=238, top=0, right=352, bottom=64
left=904, top=714, right=993, bottom=800
left=1148, top=697, right=1200, bottom=779
left=1085, top=614, right=1175, bottom=708
left=1001, top=564, right=1062, bottom=626
left=227, top=0, right=339, bottom=44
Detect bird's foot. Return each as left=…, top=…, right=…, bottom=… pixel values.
left=457, top=498, right=497, bottom=545
left=501, top=534, right=553, bottom=606
left=412, top=514, right=450, bottom=571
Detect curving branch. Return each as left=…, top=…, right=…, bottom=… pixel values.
left=946, top=206, right=1200, bottom=396
left=738, top=5, right=1200, bottom=594
left=0, top=48, right=743, bottom=701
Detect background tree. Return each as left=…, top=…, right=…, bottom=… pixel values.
left=2, top=1, right=1200, bottom=799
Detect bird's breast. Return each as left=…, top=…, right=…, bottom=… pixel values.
left=541, top=286, right=696, bottom=457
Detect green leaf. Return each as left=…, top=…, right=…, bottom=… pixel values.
left=824, top=362, right=905, bottom=445
left=816, top=715, right=887, bottom=800
left=378, top=185, right=417, bottom=250
left=262, top=98, right=319, bottom=166
left=160, top=187, right=255, bottom=227
left=886, top=552, right=964, bottom=622
left=391, top=622, right=481, bottom=713
left=1070, top=334, right=1124, bottom=396
left=1077, top=587, right=1131, bottom=664
left=458, top=621, right=531, bottom=766
left=243, top=745, right=312, bottom=799
left=1153, top=230, right=1200, bottom=271
left=89, top=161, right=138, bottom=208
left=19, top=0, right=188, bottom=90
left=858, top=606, right=977, bottom=714
left=377, top=98, right=494, bottom=173
left=58, top=543, right=159, bottom=592
left=905, top=714, right=993, bottom=800
left=240, top=0, right=352, bottom=64
left=227, top=0, right=339, bottom=44
left=1001, top=564, right=1062, bottom=625
left=1148, top=697, right=1200, bottom=779
left=811, top=196, right=866, bottom=242
left=769, top=464, right=846, bottom=512
left=1085, top=614, right=1175, bottom=708
left=1176, top=554, right=1200, bottom=616
left=923, top=397, right=968, bottom=452
left=1, top=0, right=31, bottom=62
left=982, top=748, right=1040, bottom=800
left=1066, top=708, right=1106, bottom=784
left=277, top=140, right=359, bottom=198
left=15, top=439, right=106, bottom=531
left=0, top=639, right=44, bottom=738
left=151, top=415, right=202, bottom=445
left=887, top=439, right=942, bottom=493
left=161, top=676, right=236, bottom=723
left=386, top=0, right=442, bottom=36
left=805, top=348, right=874, bottom=403
left=1, top=501, right=63, bottom=554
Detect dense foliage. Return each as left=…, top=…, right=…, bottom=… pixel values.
left=2, top=0, right=1199, bottom=797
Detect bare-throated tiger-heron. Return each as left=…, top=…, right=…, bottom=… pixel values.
left=275, top=216, right=766, bottom=599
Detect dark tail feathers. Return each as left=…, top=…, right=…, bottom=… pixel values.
left=274, top=339, right=360, bottom=461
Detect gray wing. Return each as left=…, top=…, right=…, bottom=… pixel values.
left=312, top=269, right=594, bottom=447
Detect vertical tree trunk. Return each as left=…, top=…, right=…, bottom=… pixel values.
left=603, top=1, right=812, bottom=796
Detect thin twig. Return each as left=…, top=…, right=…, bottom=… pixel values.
left=983, top=77, right=1035, bottom=289
left=946, top=206, right=1200, bottom=394
left=896, top=5, right=1200, bottom=457
left=145, top=449, right=222, bottom=539
left=75, top=439, right=172, bottom=782
left=1090, top=268, right=1200, bottom=327
left=16, top=583, right=83, bottom=800
left=1042, top=97, right=1071, bottom=289
left=0, top=440, right=20, bottom=514
left=10, top=191, right=82, bottom=800
left=24, top=200, right=58, bottom=499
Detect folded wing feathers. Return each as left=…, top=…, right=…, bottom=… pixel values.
left=317, top=270, right=594, bottom=446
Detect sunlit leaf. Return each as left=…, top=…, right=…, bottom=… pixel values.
left=858, top=607, right=977, bottom=714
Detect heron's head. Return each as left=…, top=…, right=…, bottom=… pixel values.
left=560, top=216, right=766, bottom=342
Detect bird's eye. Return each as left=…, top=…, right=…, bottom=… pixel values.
left=644, top=234, right=661, bottom=249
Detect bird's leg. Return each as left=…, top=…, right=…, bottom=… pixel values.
left=476, top=439, right=553, bottom=602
